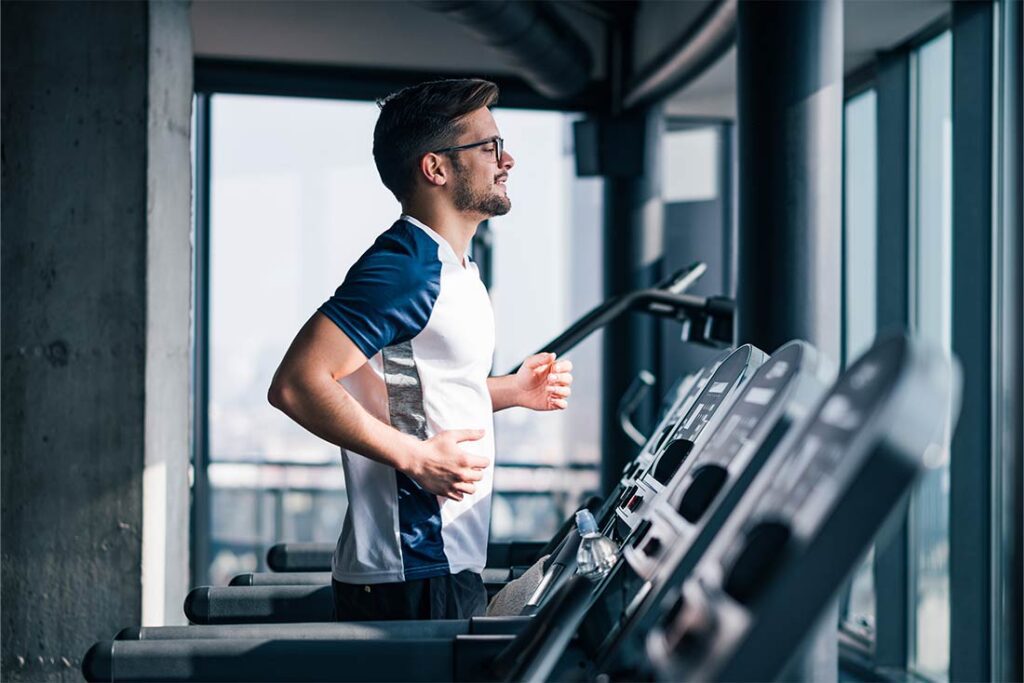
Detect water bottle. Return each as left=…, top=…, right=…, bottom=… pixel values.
left=575, top=509, right=617, bottom=580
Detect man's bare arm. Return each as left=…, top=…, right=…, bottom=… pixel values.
left=487, top=374, right=521, bottom=412
left=268, top=312, right=488, bottom=500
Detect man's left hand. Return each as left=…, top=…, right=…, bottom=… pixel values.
left=515, top=352, right=573, bottom=411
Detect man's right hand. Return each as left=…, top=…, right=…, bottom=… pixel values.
left=404, top=429, right=489, bottom=501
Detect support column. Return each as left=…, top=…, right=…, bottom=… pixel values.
left=143, top=0, right=193, bottom=628
left=736, top=0, right=843, bottom=361
left=1, top=2, right=193, bottom=680
left=736, top=2, right=843, bottom=681
left=599, top=108, right=664, bottom=494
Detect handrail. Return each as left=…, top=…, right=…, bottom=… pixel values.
left=509, top=262, right=733, bottom=373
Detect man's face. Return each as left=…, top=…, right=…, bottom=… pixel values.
left=446, top=107, right=514, bottom=218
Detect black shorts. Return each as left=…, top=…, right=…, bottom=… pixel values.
left=332, top=570, right=487, bottom=621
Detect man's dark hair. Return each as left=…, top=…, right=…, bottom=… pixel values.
left=373, top=78, right=499, bottom=202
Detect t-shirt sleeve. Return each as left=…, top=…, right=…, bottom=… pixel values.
left=318, top=242, right=441, bottom=359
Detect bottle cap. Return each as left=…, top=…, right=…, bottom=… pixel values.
left=575, top=509, right=598, bottom=536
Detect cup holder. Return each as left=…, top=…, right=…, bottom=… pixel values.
left=676, top=465, right=729, bottom=523
left=722, top=520, right=791, bottom=605
left=652, top=439, right=694, bottom=485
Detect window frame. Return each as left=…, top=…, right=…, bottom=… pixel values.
left=836, top=7, right=1013, bottom=682
left=836, top=13, right=954, bottom=681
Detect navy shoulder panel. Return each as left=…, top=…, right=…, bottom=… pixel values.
left=318, top=221, right=442, bottom=358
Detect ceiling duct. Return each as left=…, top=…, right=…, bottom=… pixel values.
left=623, top=0, right=737, bottom=111
left=416, top=0, right=593, bottom=100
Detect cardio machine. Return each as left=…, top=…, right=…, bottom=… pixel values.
left=84, top=338, right=829, bottom=682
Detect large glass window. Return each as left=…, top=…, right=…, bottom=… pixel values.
left=909, top=30, right=953, bottom=681
left=659, top=122, right=733, bottom=382
left=200, top=95, right=602, bottom=584
left=206, top=95, right=391, bottom=585
left=842, top=88, right=878, bottom=640
left=487, top=111, right=604, bottom=541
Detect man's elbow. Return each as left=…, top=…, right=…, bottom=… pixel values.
left=267, top=375, right=296, bottom=414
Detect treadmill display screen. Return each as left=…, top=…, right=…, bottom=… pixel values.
left=743, top=387, right=776, bottom=405
left=673, top=347, right=753, bottom=443
left=681, top=343, right=803, bottom=473
left=747, top=338, right=905, bottom=524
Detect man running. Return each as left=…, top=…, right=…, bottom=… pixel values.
left=269, top=79, right=574, bottom=621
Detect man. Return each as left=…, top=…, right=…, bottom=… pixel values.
left=268, top=79, right=574, bottom=621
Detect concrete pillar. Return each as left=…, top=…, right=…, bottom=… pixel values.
left=736, top=0, right=843, bottom=362
left=736, top=2, right=843, bottom=681
left=600, top=107, right=664, bottom=494
left=1, top=2, right=193, bottom=680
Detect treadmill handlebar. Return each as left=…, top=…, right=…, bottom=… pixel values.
left=509, top=265, right=733, bottom=374
left=654, top=261, right=707, bottom=293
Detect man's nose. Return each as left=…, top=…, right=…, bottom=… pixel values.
left=500, top=150, right=514, bottom=170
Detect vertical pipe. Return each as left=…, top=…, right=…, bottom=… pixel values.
left=736, top=0, right=843, bottom=361
left=737, top=2, right=843, bottom=680
left=600, top=106, right=664, bottom=494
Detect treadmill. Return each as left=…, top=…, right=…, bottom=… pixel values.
left=83, top=340, right=824, bottom=683
left=494, top=339, right=830, bottom=682
left=81, top=342, right=774, bottom=683
left=645, top=334, right=960, bottom=682
left=471, top=335, right=958, bottom=683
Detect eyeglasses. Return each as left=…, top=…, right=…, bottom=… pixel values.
left=433, top=136, right=504, bottom=164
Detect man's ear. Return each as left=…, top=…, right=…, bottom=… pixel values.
left=420, top=152, right=448, bottom=187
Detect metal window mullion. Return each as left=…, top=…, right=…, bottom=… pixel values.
left=190, top=93, right=213, bottom=588
left=994, top=2, right=1023, bottom=680
left=989, top=5, right=1003, bottom=678
left=949, top=2, right=996, bottom=681
left=871, top=49, right=913, bottom=672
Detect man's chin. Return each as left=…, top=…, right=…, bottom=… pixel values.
left=481, top=197, right=511, bottom=217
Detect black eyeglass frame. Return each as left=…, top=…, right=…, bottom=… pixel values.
left=433, top=136, right=504, bottom=164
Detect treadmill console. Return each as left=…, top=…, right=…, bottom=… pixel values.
left=647, top=335, right=959, bottom=682
left=615, top=345, right=767, bottom=536
left=615, top=349, right=729, bottom=497
left=622, top=341, right=829, bottom=584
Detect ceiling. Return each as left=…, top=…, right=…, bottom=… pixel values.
left=192, top=0, right=950, bottom=118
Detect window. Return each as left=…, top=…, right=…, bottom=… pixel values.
left=197, top=95, right=603, bottom=583
left=483, top=110, right=604, bottom=541
left=659, top=122, right=734, bottom=381
left=842, top=88, right=878, bottom=641
left=909, top=30, right=953, bottom=681
left=205, top=94, right=392, bottom=585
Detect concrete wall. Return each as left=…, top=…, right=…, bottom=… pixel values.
left=1, top=2, right=193, bottom=680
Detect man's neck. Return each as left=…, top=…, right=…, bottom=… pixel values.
left=401, top=203, right=482, bottom=264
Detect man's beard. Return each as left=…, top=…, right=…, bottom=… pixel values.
left=451, top=159, right=511, bottom=217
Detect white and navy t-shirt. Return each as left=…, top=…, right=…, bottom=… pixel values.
left=319, top=215, right=496, bottom=584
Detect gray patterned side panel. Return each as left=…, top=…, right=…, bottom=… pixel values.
left=381, top=340, right=428, bottom=440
